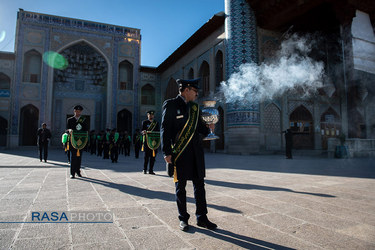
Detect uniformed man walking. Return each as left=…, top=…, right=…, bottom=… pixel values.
left=37, top=123, right=51, bottom=162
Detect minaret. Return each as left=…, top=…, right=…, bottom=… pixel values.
left=225, top=0, right=260, bottom=153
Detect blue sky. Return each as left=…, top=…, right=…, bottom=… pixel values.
left=0, top=0, right=224, bottom=67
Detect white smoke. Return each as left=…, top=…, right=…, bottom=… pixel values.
left=220, top=34, right=325, bottom=103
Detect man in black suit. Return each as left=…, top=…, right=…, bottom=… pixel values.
left=37, top=123, right=51, bottom=162
left=141, top=110, right=159, bottom=174
left=66, top=105, right=89, bottom=179
left=161, top=78, right=217, bottom=231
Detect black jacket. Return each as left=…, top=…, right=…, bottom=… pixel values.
left=161, top=95, right=209, bottom=180
left=37, top=128, right=51, bottom=144
left=66, top=116, right=89, bottom=132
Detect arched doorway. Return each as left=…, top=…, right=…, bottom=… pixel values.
left=23, top=50, right=42, bottom=83
left=164, top=78, right=178, bottom=100
left=117, top=109, right=132, bottom=134
left=289, top=105, right=314, bottom=149
left=264, top=103, right=281, bottom=150
left=215, top=50, right=223, bottom=89
left=141, top=84, right=155, bottom=105
left=118, top=60, right=133, bottom=90
left=0, top=116, right=7, bottom=147
left=54, top=41, right=108, bottom=132
left=188, top=68, right=194, bottom=79
left=320, top=107, right=341, bottom=149
left=199, top=61, right=210, bottom=97
left=20, top=104, right=39, bottom=146
left=215, top=106, right=225, bottom=150
left=348, top=109, right=366, bottom=138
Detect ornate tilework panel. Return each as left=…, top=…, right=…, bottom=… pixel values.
left=225, top=0, right=259, bottom=127
left=264, top=103, right=281, bottom=132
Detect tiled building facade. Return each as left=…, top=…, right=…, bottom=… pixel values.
left=1, top=1, right=375, bottom=156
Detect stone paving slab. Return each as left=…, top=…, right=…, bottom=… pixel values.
left=0, top=148, right=374, bottom=249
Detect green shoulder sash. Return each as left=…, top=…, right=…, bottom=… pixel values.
left=147, top=120, right=157, bottom=132
left=172, top=102, right=199, bottom=162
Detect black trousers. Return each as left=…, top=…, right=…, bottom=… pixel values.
left=103, top=143, right=110, bottom=159
left=175, top=178, right=208, bottom=222
left=286, top=144, right=292, bottom=158
left=134, top=144, right=140, bottom=158
left=66, top=150, right=70, bottom=163
left=70, top=148, right=82, bottom=176
left=97, top=142, right=103, bottom=156
left=38, top=142, right=48, bottom=161
left=143, top=147, right=156, bottom=172
left=110, top=145, right=119, bottom=162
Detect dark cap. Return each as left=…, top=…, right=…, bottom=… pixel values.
left=147, top=110, right=155, bottom=115
left=42, top=123, right=46, bottom=126
left=176, top=78, right=200, bottom=89
left=73, top=105, right=83, bottom=111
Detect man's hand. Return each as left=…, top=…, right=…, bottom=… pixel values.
left=164, top=155, right=172, bottom=164
left=141, top=130, right=146, bottom=135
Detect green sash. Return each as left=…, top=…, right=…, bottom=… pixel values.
left=70, top=131, right=88, bottom=156
left=172, top=102, right=199, bottom=181
left=148, top=120, right=157, bottom=132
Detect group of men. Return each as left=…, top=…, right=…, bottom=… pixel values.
left=37, top=78, right=218, bottom=231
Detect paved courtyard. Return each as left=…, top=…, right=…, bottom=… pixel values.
left=0, top=148, right=374, bottom=249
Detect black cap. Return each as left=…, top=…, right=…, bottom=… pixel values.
left=147, top=110, right=155, bottom=115
left=73, top=105, right=83, bottom=111
left=176, top=78, right=200, bottom=89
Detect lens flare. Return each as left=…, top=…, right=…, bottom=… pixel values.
left=0, top=31, right=6, bottom=43
left=43, top=51, right=68, bottom=70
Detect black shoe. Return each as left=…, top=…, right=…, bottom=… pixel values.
left=197, top=219, right=217, bottom=230
left=179, top=221, right=189, bottom=231
left=70, top=175, right=75, bottom=179
left=44, top=160, right=47, bottom=163
left=149, top=171, right=155, bottom=175
left=143, top=170, right=147, bottom=174
left=77, top=173, right=82, bottom=177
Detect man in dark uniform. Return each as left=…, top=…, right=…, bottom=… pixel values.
left=66, top=105, right=89, bottom=179
left=133, top=129, right=141, bottom=158
left=103, top=128, right=111, bottom=159
left=161, top=78, right=217, bottom=231
left=283, top=129, right=293, bottom=159
left=37, top=123, right=52, bottom=162
left=141, top=110, right=159, bottom=174
left=109, top=128, right=119, bottom=163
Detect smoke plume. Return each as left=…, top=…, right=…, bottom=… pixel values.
left=220, top=34, right=325, bottom=103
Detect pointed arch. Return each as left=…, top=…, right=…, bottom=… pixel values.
left=215, top=50, right=224, bottom=89
left=0, top=72, right=11, bottom=89
left=264, top=103, right=281, bottom=132
left=23, top=49, right=42, bottom=83
left=199, top=61, right=210, bottom=97
left=348, top=108, right=365, bottom=138
left=141, top=84, right=155, bottom=105
left=119, top=60, right=133, bottom=90
left=117, top=108, right=132, bottom=134
left=289, top=105, right=314, bottom=149
left=188, top=68, right=194, bottom=79
left=19, top=104, right=39, bottom=146
left=164, top=78, right=178, bottom=100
